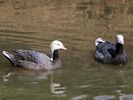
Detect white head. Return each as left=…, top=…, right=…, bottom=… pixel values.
left=116, top=34, right=124, bottom=45
left=50, top=40, right=67, bottom=54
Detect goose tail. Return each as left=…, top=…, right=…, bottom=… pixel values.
left=95, top=37, right=105, bottom=46
left=2, top=51, right=17, bottom=66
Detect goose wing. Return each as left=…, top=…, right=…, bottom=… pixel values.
left=95, top=41, right=116, bottom=61
left=13, top=49, right=51, bottom=64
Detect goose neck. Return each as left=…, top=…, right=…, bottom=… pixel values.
left=51, top=50, right=59, bottom=61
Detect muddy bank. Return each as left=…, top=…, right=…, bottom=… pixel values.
left=0, top=0, right=132, bottom=32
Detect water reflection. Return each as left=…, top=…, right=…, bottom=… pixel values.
left=0, top=0, right=132, bottom=100
left=35, top=70, right=53, bottom=80
left=94, top=64, right=129, bottom=100
left=94, top=95, right=115, bottom=100
left=19, top=70, right=66, bottom=95
left=70, top=94, right=87, bottom=100
left=119, top=94, right=133, bottom=100
left=2, top=69, right=66, bottom=96
left=50, top=82, right=66, bottom=95
left=50, top=72, right=66, bottom=95
left=3, top=72, right=16, bottom=82
left=2, top=71, right=23, bottom=82
left=116, top=70, right=125, bottom=97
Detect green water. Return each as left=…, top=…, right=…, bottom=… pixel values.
left=0, top=0, right=133, bottom=100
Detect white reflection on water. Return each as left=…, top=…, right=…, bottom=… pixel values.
left=119, top=94, right=133, bottom=100
left=94, top=95, right=115, bottom=100
left=70, top=95, right=87, bottom=100
left=50, top=72, right=66, bottom=95
left=50, top=82, right=66, bottom=94
left=94, top=94, right=133, bottom=100
left=3, top=72, right=22, bottom=82
left=3, top=72, right=13, bottom=82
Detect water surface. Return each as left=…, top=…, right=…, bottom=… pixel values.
left=0, top=0, right=133, bottom=100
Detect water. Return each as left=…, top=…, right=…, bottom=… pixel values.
left=0, top=0, right=133, bottom=100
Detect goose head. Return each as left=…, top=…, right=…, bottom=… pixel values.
left=50, top=40, right=67, bottom=61
left=115, top=34, right=125, bottom=55
left=116, top=34, right=124, bottom=45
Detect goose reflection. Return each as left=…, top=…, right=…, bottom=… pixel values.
left=94, top=65, right=127, bottom=100
left=50, top=72, right=66, bottom=95
left=3, top=69, right=66, bottom=95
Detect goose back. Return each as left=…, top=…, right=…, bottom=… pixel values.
left=95, top=41, right=128, bottom=64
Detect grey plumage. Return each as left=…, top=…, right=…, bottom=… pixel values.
left=3, top=40, right=67, bottom=70
left=14, top=50, right=50, bottom=64
left=95, top=35, right=128, bottom=65
left=3, top=50, right=61, bottom=70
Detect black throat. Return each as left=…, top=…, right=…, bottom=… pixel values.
left=52, top=50, right=59, bottom=60
left=115, top=43, right=123, bottom=55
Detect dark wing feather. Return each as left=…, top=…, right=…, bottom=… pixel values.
left=95, top=41, right=116, bottom=63
left=95, top=40, right=128, bottom=65
left=97, top=41, right=116, bottom=57
left=13, top=49, right=50, bottom=64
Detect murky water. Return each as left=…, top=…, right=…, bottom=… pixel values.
left=0, top=0, right=133, bottom=100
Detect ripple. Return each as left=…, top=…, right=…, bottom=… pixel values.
left=70, top=95, right=87, bottom=100
left=3, top=72, right=22, bottom=82
left=0, top=31, right=53, bottom=50
left=50, top=82, right=66, bottom=95
left=94, top=95, right=115, bottom=100
left=119, top=94, right=133, bottom=100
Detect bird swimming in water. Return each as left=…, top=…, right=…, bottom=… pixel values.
left=95, top=34, right=128, bottom=65
left=3, top=40, right=67, bottom=71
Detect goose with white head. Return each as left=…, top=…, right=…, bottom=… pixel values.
left=3, top=40, right=67, bottom=70
left=95, top=34, right=128, bottom=65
